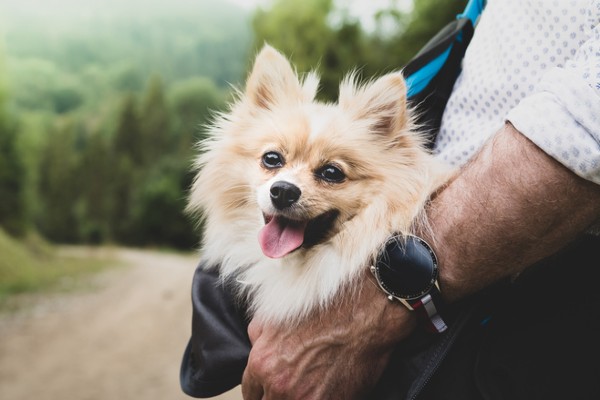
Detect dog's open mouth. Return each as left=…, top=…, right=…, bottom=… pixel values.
left=258, top=210, right=339, bottom=259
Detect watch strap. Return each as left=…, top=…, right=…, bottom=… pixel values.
left=408, top=283, right=448, bottom=333
left=370, top=234, right=449, bottom=334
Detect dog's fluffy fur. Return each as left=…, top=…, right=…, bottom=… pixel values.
left=187, top=45, right=450, bottom=325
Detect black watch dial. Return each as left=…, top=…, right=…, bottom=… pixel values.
left=374, top=235, right=438, bottom=300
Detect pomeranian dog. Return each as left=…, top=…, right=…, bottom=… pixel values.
left=187, top=44, right=450, bottom=325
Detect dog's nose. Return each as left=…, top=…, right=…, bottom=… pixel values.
left=270, top=181, right=301, bottom=210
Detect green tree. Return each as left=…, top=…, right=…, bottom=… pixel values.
left=252, top=0, right=363, bottom=100
left=0, top=52, right=29, bottom=236
left=36, top=120, right=80, bottom=242
left=107, top=77, right=199, bottom=247
left=109, top=93, right=143, bottom=242
left=109, top=63, right=144, bottom=92
left=77, top=131, right=114, bottom=243
left=251, top=0, right=468, bottom=100
left=379, top=0, right=468, bottom=67
left=140, top=75, right=171, bottom=164
left=51, top=85, right=84, bottom=114
left=109, top=155, right=137, bottom=243
left=0, top=121, right=29, bottom=236
left=253, top=0, right=335, bottom=71
left=168, top=77, right=225, bottom=153
left=113, top=93, right=144, bottom=166
left=129, top=156, right=196, bottom=249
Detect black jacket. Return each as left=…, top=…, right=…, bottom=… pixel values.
left=180, top=235, right=600, bottom=399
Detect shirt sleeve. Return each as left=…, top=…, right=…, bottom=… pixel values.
left=179, top=262, right=250, bottom=398
left=507, top=3, right=600, bottom=185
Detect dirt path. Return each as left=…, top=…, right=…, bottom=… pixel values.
left=0, top=247, right=242, bottom=400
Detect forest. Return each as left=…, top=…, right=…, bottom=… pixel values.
left=0, top=0, right=465, bottom=252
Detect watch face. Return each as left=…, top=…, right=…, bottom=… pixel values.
left=375, top=236, right=438, bottom=300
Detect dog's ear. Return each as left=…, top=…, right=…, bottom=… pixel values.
left=339, top=71, right=409, bottom=138
left=245, top=44, right=306, bottom=110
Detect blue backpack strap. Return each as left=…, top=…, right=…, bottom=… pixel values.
left=405, top=0, right=486, bottom=99
left=458, top=0, right=486, bottom=26
left=405, top=48, right=453, bottom=98
left=402, top=0, right=486, bottom=147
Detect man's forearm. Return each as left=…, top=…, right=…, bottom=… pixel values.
left=423, top=122, right=600, bottom=302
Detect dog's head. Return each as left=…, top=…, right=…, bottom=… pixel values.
left=189, top=45, right=432, bottom=261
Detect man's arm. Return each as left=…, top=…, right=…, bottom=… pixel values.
left=427, top=122, right=600, bottom=302
left=241, top=122, right=600, bottom=400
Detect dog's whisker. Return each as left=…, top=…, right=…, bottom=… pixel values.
left=235, top=278, right=250, bottom=286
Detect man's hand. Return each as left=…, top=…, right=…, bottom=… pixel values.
left=240, top=123, right=600, bottom=400
left=241, top=274, right=416, bottom=400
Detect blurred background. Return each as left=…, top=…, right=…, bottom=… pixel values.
left=0, top=0, right=465, bottom=399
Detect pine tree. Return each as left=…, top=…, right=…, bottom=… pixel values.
left=0, top=121, right=28, bottom=236
left=140, top=75, right=171, bottom=165
left=113, top=93, right=144, bottom=166
left=78, top=131, right=113, bottom=243
left=36, top=121, right=80, bottom=242
left=0, top=53, right=29, bottom=235
left=109, top=93, right=143, bottom=242
left=168, top=77, right=224, bottom=154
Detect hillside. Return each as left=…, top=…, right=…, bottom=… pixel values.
left=0, top=0, right=252, bottom=114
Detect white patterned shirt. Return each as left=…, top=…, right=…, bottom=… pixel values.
left=435, top=0, right=600, bottom=185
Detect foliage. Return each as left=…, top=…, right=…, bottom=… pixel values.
left=0, top=52, right=30, bottom=236
left=381, top=0, right=468, bottom=66
left=252, top=0, right=368, bottom=100
left=0, top=0, right=241, bottom=249
left=252, top=0, right=467, bottom=100
left=113, top=93, right=144, bottom=167
left=36, top=119, right=88, bottom=243
left=77, top=132, right=114, bottom=244
left=0, top=120, right=28, bottom=235
left=129, top=157, right=197, bottom=248
left=139, top=76, right=171, bottom=165
left=168, top=77, right=224, bottom=150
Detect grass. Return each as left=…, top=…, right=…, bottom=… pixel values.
left=0, top=227, right=117, bottom=307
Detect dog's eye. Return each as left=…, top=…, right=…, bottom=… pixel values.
left=317, top=164, right=345, bottom=183
left=262, top=151, right=284, bottom=169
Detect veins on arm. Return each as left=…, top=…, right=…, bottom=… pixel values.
left=421, top=122, right=600, bottom=302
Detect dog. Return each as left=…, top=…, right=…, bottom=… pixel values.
left=186, top=44, right=450, bottom=325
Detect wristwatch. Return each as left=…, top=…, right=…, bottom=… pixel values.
left=370, top=234, right=448, bottom=333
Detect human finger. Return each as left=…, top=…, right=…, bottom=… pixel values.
left=241, top=366, right=264, bottom=400
left=247, top=318, right=264, bottom=345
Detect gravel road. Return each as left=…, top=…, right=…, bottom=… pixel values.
left=0, top=247, right=242, bottom=400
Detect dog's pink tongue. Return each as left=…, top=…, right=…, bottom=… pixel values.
left=258, top=216, right=307, bottom=258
